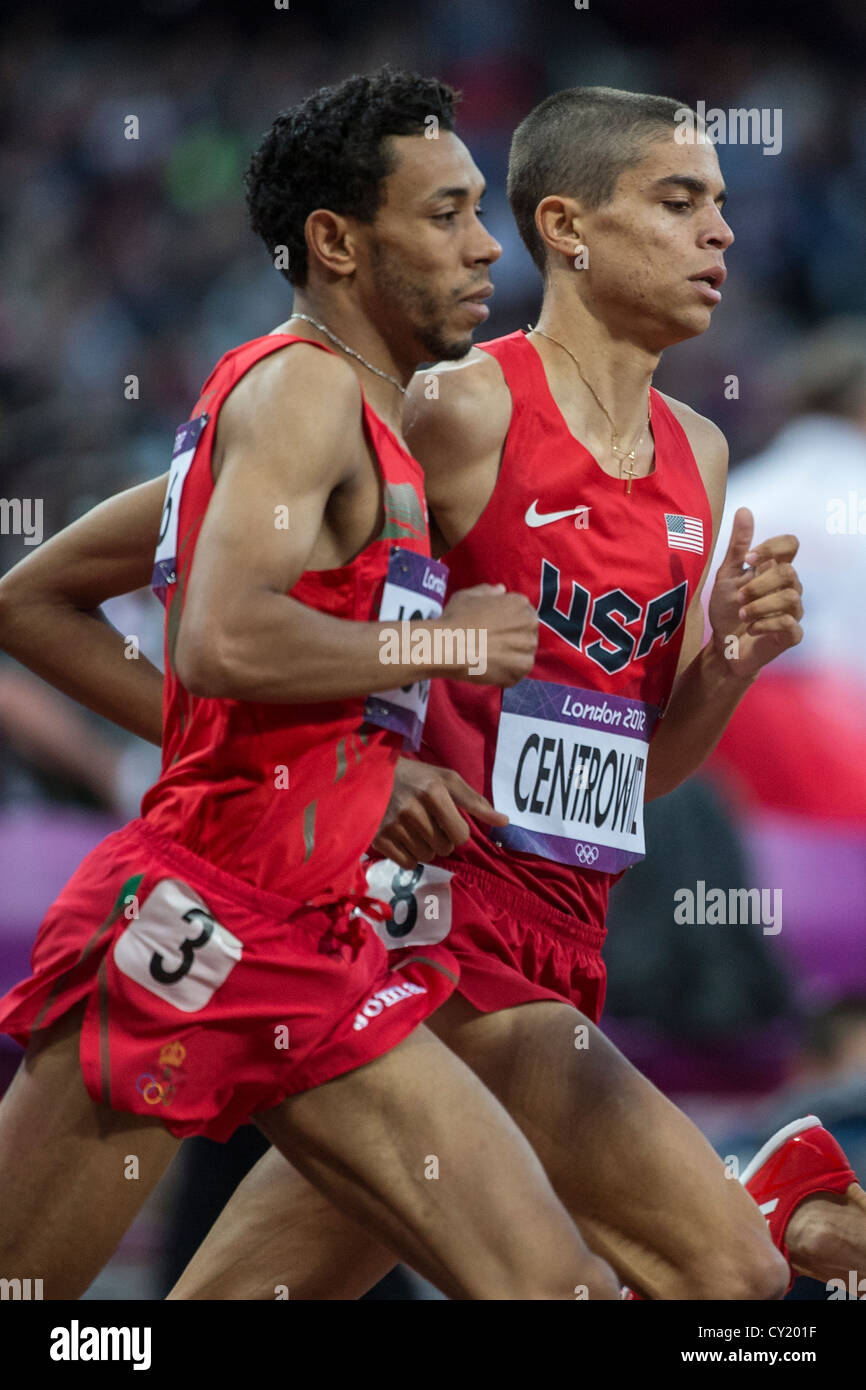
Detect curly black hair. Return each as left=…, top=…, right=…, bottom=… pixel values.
left=245, top=65, right=459, bottom=288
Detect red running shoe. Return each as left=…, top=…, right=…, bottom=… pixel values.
left=741, top=1115, right=857, bottom=1262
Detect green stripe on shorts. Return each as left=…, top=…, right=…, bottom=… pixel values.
left=302, top=800, right=317, bottom=862
left=335, top=737, right=347, bottom=782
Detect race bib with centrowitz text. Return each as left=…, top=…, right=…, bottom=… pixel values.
left=363, top=546, right=449, bottom=752
left=489, top=678, right=660, bottom=873
left=151, top=413, right=209, bottom=606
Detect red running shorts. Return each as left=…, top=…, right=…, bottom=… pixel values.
left=0, top=818, right=458, bottom=1141
left=364, top=856, right=607, bottom=1023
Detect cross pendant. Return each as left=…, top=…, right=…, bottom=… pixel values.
left=621, top=453, right=637, bottom=494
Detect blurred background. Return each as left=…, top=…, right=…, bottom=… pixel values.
left=0, top=0, right=864, bottom=1299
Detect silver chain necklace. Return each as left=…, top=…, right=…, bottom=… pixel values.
left=290, top=313, right=407, bottom=396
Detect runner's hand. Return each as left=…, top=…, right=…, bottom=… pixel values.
left=372, top=756, right=508, bottom=869
left=708, top=507, right=803, bottom=679
left=442, top=584, right=538, bottom=686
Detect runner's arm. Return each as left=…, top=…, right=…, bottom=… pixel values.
left=404, top=351, right=512, bottom=555
left=645, top=410, right=736, bottom=798
left=0, top=350, right=515, bottom=739
left=0, top=476, right=169, bottom=745
left=645, top=409, right=803, bottom=799
left=176, top=348, right=487, bottom=702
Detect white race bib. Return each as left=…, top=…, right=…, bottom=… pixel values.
left=152, top=413, right=209, bottom=605
left=489, top=678, right=659, bottom=872
left=364, top=859, right=453, bottom=948
left=363, top=547, right=449, bottom=751
left=114, top=877, right=242, bottom=1012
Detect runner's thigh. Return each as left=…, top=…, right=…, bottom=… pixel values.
left=431, top=995, right=786, bottom=1300
left=0, top=1000, right=179, bottom=1298
left=253, top=1022, right=618, bottom=1301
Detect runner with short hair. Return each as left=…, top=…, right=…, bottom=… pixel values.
left=167, top=87, right=861, bottom=1302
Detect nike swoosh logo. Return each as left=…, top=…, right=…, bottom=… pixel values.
left=758, top=1198, right=779, bottom=1216
left=525, top=500, right=591, bottom=528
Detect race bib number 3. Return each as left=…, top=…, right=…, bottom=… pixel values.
left=151, top=413, right=209, bottom=605
left=114, top=877, right=242, bottom=1012
left=364, top=547, right=449, bottom=752
left=490, top=679, right=660, bottom=873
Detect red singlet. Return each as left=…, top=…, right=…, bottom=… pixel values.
left=421, top=329, right=712, bottom=923
left=142, top=333, right=431, bottom=902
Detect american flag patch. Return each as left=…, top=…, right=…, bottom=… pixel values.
left=664, top=513, right=704, bottom=553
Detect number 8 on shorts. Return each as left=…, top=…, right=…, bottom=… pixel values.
left=364, top=859, right=453, bottom=949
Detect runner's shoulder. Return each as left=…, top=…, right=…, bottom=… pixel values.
left=404, top=347, right=512, bottom=468
left=220, top=340, right=363, bottom=444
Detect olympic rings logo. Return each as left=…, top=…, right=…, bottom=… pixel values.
left=136, top=1041, right=185, bottom=1108
left=136, top=1073, right=166, bottom=1105
left=574, top=843, right=600, bottom=865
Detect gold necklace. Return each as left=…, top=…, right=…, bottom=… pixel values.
left=291, top=313, right=407, bottom=396
left=530, top=325, right=652, bottom=495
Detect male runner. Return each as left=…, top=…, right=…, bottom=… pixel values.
left=162, top=86, right=864, bottom=1302
left=3, top=84, right=863, bottom=1300
left=0, top=70, right=620, bottom=1302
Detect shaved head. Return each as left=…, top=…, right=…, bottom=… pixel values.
left=508, top=86, right=693, bottom=275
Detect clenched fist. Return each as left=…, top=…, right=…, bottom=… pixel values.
left=372, top=756, right=508, bottom=869
left=443, top=583, right=538, bottom=687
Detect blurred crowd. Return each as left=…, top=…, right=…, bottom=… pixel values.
left=2, top=0, right=866, bottom=574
